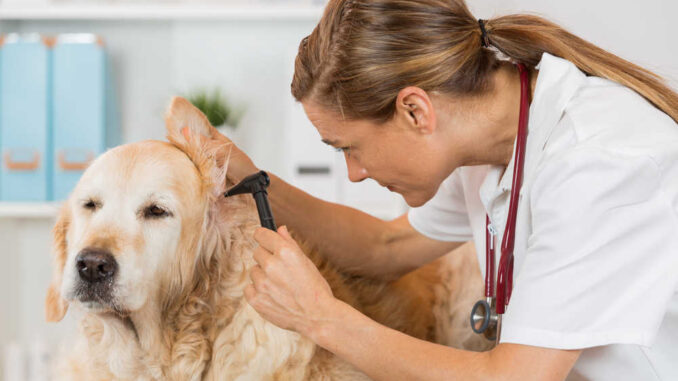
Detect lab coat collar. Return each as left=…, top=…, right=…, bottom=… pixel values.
left=479, top=53, right=588, bottom=214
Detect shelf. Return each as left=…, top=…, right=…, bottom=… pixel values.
left=0, top=202, right=61, bottom=219
left=0, top=2, right=325, bottom=21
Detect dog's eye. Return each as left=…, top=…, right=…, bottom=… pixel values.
left=83, top=199, right=98, bottom=211
left=144, top=204, right=170, bottom=219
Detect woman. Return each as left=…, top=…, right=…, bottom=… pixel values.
left=207, top=0, right=678, bottom=379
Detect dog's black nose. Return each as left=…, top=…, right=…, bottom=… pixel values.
left=76, top=249, right=117, bottom=283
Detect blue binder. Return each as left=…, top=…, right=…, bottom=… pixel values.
left=51, top=34, right=112, bottom=201
left=0, top=34, right=51, bottom=201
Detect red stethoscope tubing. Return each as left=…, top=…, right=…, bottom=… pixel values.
left=486, top=63, right=531, bottom=315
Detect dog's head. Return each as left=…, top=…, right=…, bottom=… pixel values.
left=46, top=97, right=252, bottom=322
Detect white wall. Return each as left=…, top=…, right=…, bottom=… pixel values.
left=470, top=0, right=678, bottom=89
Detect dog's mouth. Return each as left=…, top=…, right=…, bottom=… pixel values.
left=74, top=282, right=130, bottom=317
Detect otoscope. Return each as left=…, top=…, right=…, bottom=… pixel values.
left=223, top=171, right=277, bottom=231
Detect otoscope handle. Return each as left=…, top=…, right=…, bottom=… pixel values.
left=253, top=190, right=277, bottom=231
left=224, top=171, right=278, bottom=231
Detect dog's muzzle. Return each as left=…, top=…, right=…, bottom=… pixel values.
left=75, top=248, right=118, bottom=303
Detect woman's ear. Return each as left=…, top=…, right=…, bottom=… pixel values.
left=46, top=205, right=71, bottom=322
left=395, top=86, right=437, bottom=134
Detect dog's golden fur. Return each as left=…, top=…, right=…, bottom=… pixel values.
left=46, top=97, right=491, bottom=380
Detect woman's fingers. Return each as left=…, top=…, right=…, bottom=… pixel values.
left=253, top=246, right=275, bottom=272
left=245, top=225, right=337, bottom=335
left=253, top=227, right=291, bottom=254
left=278, top=225, right=296, bottom=244
left=244, top=283, right=257, bottom=304
left=249, top=265, right=267, bottom=293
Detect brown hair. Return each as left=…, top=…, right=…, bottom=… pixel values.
left=291, top=0, right=678, bottom=124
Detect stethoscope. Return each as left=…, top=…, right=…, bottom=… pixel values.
left=470, top=62, right=531, bottom=344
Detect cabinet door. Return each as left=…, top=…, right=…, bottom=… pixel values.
left=51, top=35, right=106, bottom=201
left=0, top=35, right=50, bottom=201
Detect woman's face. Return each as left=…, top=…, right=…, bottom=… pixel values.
left=301, top=66, right=529, bottom=208
left=302, top=93, right=474, bottom=208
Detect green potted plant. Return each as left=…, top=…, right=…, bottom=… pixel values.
left=186, top=89, right=244, bottom=131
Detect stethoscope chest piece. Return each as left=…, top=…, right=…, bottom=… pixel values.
left=470, top=297, right=498, bottom=342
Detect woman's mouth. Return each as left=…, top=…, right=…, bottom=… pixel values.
left=377, top=180, right=399, bottom=192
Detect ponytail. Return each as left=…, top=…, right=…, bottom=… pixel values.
left=484, top=15, right=678, bottom=123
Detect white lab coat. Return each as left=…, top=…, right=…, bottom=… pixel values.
left=408, top=52, right=678, bottom=380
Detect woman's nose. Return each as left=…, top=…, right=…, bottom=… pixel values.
left=345, top=152, right=368, bottom=182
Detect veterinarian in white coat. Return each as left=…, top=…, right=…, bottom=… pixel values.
left=208, top=0, right=678, bottom=379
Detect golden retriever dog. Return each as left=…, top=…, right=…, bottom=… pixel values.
left=45, top=97, right=490, bottom=380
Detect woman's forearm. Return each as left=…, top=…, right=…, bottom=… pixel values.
left=267, top=173, right=394, bottom=277
left=305, top=298, right=580, bottom=381
left=308, top=298, right=492, bottom=381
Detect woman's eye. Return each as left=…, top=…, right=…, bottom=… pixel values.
left=144, top=204, right=170, bottom=219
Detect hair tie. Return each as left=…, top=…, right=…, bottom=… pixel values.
left=478, top=19, right=490, bottom=48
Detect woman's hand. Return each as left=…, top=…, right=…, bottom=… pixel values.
left=184, top=126, right=259, bottom=184
left=245, top=225, right=337, bottom=337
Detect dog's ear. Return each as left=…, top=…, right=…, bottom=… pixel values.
left=165, top=96, right=233, bottom=196
left=165, top=96, right=219, bottom=147
left=46, top=205, right=70, bottom=322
